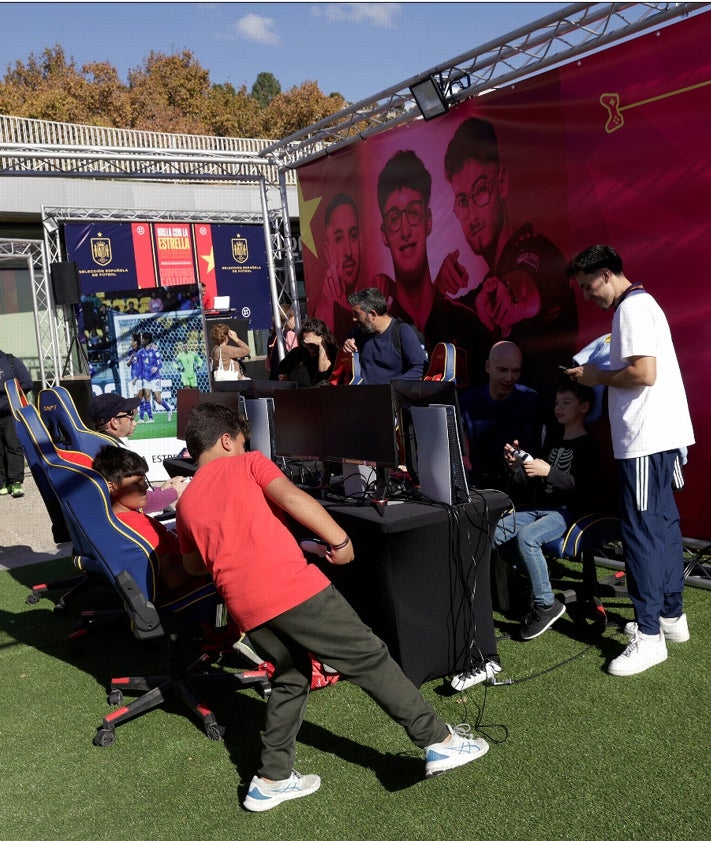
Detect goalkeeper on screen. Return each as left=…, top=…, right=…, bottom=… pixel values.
left=175, top=342, right=203, bottom=388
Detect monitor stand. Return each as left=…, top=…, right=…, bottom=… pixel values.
left=370, top=467, right=390, bottom=517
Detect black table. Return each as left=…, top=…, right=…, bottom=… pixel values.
left=314, top=490, right=510, bottom=687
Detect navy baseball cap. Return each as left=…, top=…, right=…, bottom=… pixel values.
left=88, top=393, right=140, bottom=427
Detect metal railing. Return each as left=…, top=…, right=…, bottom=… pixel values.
left=0, top=114, right=296, bottom=184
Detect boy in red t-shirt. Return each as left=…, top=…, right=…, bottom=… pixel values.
left=92, top=446, right=202, bottom=599
left=176, top=403, right=490, bottom=813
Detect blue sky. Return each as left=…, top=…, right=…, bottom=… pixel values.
left=1, top=2, right=568, bottom=105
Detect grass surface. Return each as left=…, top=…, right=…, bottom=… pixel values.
left=1, top=557, right=709, bottom=841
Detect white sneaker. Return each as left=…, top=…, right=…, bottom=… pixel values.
left=623, top=613, right=690, bottom=643
left=425, top=724, right=489, bottom=777
left=608, top=631, right=667, bottom=676
left=243, top=771, right=321, bottom=812
left=451, top=661, right=503, bottom=691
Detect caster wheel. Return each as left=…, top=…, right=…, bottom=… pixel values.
left=26, top=593, right=41, bottom=605
left=93, top=728, right=115, bottom=747
left=205, top=723, right=225, bottom=742
left=108, top=689, right=124, bottom=706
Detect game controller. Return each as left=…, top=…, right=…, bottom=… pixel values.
left=511, top=447, right=533, bottom=463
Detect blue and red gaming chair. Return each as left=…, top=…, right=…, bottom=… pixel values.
left=5, top=378, right=105, bottom=609
left=37, top=385, right=117, bottom=455
left=12, top=396, right=269, bottom=744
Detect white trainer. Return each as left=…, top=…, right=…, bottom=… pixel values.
left=623, top=613, right=689, bottom=643
left=243, top=771, right=321, bottom=812
left=608, top=631, right=668, bottom=676
left=425, top=724, right=489, bottom=777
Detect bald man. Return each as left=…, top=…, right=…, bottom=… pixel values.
left=459, top=341, right=544, bottom=491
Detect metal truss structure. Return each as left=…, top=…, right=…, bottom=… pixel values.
left=2, top=2, right=707, bottom=384
left=261, top=1, right=709, bottom=169
left=0, top=238, right=59, bottom=386
left=39, top=187, right=300, bottom=386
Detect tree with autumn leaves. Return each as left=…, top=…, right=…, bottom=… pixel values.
left=0, top=46, right=347, bottom=138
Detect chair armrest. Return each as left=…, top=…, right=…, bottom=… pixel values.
left=115, top=570, right=164, bottom=640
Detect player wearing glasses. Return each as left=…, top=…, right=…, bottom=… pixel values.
left=437, top=117, right=578, bottom=398
left=373, top=149, right=488, bottom=385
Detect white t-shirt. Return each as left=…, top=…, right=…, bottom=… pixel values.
left=609, top=291, right=694, bottom=459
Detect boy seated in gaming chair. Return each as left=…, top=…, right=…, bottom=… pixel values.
left=496, top=381, right=604, bottom=640
left=451, top=382, right=604, bottom=691
left=92, top=446, right=206, bottom=600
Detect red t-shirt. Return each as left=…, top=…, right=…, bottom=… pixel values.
left=176, top=451, right=330, bottom=632
left=117, top=510, right=210, bottom=602
left=117, top=510, right=180, bottom=557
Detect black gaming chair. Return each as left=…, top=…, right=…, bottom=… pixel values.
left=12, top=398, right=270, bottom=745
left=543, top=513, right=627, bottom=633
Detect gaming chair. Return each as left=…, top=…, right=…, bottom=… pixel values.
left=12, top=397, right=270, bottom=744
left=37, top=385, right=117, bottom=455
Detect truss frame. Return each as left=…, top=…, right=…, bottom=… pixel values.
left=260, top=2, right=708, bottom=170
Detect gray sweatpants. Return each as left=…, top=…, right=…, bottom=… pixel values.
left=248, top=584, right=449, bottom=780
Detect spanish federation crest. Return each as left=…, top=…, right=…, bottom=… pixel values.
left=91, top=236, right=112, bottom=266
left=231, top=236, right=248, bottom=264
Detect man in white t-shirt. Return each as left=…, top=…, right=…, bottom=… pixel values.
left=565, top=244, right=694, bottom=676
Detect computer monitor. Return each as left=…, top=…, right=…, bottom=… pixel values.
left=176, top=389, right=247, bottom=440
left=273, top=385, right=398, bottom=467
left=212, top=295, right=230, bottom=310
left=248, top=380, right=298, bottom=399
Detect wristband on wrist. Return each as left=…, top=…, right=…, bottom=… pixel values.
left=330, top=535, right=350, bottom=551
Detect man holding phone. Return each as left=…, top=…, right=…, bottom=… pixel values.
left=565, top=244, right=694, bottom=676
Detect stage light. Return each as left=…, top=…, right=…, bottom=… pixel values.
left=409, top=77, right=449, bottom=120
left=43, top=216, right=59, bottom=233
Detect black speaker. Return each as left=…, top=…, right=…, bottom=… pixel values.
left=50, top=261, right=81, bottom=305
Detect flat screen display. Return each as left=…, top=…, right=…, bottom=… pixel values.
left=273, top=385, right=398, bottom=467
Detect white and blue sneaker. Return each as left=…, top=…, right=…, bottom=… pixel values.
left=425, top=724, right=489, bottom=778
left=243, top=771, right=321, bottom=812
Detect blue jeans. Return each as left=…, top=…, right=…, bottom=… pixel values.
left=494, top=509, right=567, bottom=607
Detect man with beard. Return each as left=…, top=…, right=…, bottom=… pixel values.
left=344, top=288, right=426, bottom=384
left=313, top=193, right=364, bottom=343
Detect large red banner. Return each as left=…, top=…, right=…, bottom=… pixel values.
left=297, top=13, right=711, bottom=537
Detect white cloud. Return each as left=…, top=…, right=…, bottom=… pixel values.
left=314, top=3, right=401, bottom=27
left=236, top=13, right=281, bottom=46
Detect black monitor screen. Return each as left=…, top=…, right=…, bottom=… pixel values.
left=390, top=380, right=464, bottom=478
left=177, top=389, right=246, bottom=440
left=249, top=380, right=298, bottom=399
left=212, top=379, right=298, bottom=398
left=273, top=385, right=398, bottom=467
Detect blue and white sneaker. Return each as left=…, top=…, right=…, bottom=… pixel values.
left=425, top=724, right=489, bottom=778
left=243, top=771, right=321, bottom=812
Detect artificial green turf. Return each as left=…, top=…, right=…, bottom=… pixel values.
left=1, top=557, right=708, bottom=841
